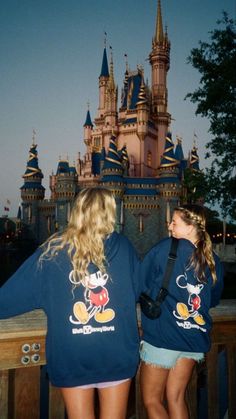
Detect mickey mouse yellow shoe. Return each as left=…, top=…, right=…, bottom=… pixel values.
left=95, top=308, right=115, bottom=323
left=73, top=302, right=89, bottom=324
left=193, top=313, right=206, bottom=325
left=176, top=302, right=190, bottom=320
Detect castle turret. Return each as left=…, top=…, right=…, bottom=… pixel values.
left=175, top=136, right=187, bottom=179
left=157, top=132, right=181, bottom=236
left=97, top=45, right=109, bottom=119
left=149, top=0, right=171, bottom=165
left=137, top=75, right=149, bottom=176
left=20, top=133, right=45, bottom=241
left=53, top=159, right=79, bottom=230
left=101, top=135, right=124, bottom=231
left=21, top=135, right=45, bottom=222
left=83, top=107, right=93, bottom=151
left=189, top=142, right=200, bottom=171
left=104, top=48, right=118, bottom=129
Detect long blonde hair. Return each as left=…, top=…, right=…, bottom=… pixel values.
left=40, top=187, right=116, bottom=284
left=175, top=204, right=217, bottom=283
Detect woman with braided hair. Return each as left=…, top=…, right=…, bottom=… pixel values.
left=139, top=204, right=224, bottom=419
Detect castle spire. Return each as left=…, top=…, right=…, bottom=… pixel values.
left=21, top=141, right=45, bottom=203
left=108, top=46, right=115, bottom=91
left=97, top=42, right=110, bottom=119
left=189, top=143, right=200, bottom=171
left=83, top=105, right=93, bottom=127
left=100, top=45, right=109, bottom=78
left=155, top=0, right=164, bottom=43
left=149, top=0, right=171, bottom=166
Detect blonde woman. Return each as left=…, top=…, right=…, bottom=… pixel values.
left=0, top=187, right=140, bottom=419
left=139, top=204, right=224, bottom=419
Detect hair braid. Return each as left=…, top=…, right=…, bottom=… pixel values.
left=175, top=205, right=217, bottom=283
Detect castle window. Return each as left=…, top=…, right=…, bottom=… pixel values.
left=147, top=151, right=152, bottom=168
left=94, top=137, right=101, bottom=147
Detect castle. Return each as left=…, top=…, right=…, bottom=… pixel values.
left=20, top=0, right=200, bottom=256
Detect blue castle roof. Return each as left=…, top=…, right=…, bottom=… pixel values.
left=56, top=161, right=70, bottom=175
left=92, top=152, right=101, bottom=176
left=101, top=136, right=124, bottom=183
left=160, top=132, right=179, bottom=167
left=175, top=138, right=184, bottom=161
left=23, top=143, right=44, bottom=179
left=121, top=71, right=142, bottom=110
left=100, top=47, right=109, bottom=77
left=190, top=146, right=200, bottom=171
left=83, top=109, right=93, bottom=127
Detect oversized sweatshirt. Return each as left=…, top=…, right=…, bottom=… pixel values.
left=0, top=232, right=140, bottom=387
left=139, top=238, right=224, bottom=353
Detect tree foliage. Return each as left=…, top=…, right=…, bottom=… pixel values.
left=182, top=168, right=208, bottom=204
left=186, top=12, right=236, bottom=219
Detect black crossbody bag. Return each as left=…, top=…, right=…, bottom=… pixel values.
left=139, top=238, right=179, bottom=319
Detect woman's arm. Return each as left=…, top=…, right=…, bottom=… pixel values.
left=0, top=248, right=43, bottom=318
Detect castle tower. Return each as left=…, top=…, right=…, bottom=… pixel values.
left=149, top=0, right=171, bottom=165
left=84, top=106, right=93, bottom=151
left=189, top=142, right=200, bottom=171
left=100, top=135, right=124, bottom=231
left=53, top=159, right=79, bottom=230
left=105, top=49, right=118, bottom=119
left=103, top=49, right=118, bottom=148
left=21, top=134, right=45, bottom=235
left=97, top=44, right=109, bottom=120
left=136, top=75, right=149, bottom=176
left=175, top=136, right=188, bottom=179
left=158, top=132, right=181, bottom=236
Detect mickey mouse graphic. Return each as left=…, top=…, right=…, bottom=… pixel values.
left=173, top=273, right=206, bottom=326
left=69, top=270, right=115, bottom=325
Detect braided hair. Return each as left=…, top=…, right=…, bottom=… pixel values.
left=175, top=204, right=217, bottom=283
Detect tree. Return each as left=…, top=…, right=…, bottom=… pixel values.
left=186, top=12, right=236, bottom=219
left=182, top=168, right=208, bottom=204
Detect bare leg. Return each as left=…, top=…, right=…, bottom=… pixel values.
left=166, top=358, right=195, bottom=419
left=60, top=387, right=95, bottom=419
left=98, top=379, right=131, bottom=419
left=140, top=361, right=169, bottom=419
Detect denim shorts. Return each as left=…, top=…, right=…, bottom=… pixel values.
left=140, top=340, right=204, bottom=369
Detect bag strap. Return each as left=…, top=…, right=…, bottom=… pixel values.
left=155, top=237, right=179, bottom=302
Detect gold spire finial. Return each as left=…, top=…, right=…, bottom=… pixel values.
left=124, top=53, right=129, bottom=72
left=104, top=31, right=107, bottom=48
left=155, top=0, right=164, bottom=43
left=32, top=129, right=36, bottom=145
left=193, top=130, right=198, bottom=148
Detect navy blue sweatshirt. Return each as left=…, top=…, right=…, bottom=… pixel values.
left=0, top=232, right=140, bottom=387
left=139, top=238, right=224, bottom=353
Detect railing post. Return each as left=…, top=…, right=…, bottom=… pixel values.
left=9, top=366, right=41, bottom=419
left=227, top=343, right=236, bottom=419
left=48, top=384, right=65, bottom=419
left=0, top=370, right=9, bottom=419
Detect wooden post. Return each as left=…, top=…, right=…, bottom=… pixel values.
left=0, top=370, right=9, bottom=419
left=227, top=343, right=236, bottom=419
left=48, top=384, right=65, bottom=419
left=9, top=366, right=41, bottom=419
